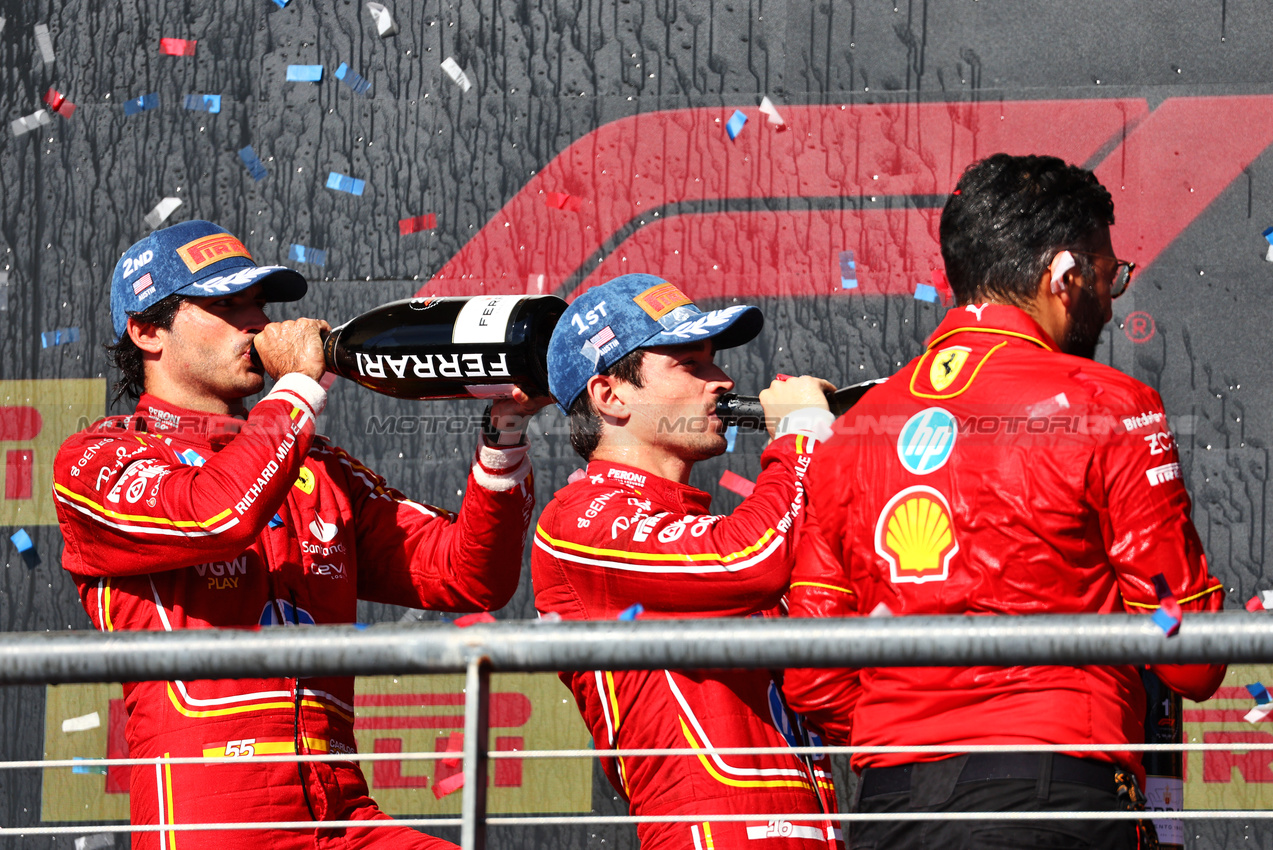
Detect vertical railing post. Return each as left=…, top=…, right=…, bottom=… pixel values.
left=460, top=654, right=491, bottom=850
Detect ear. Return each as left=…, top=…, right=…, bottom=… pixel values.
left=585, top=373, right=632, bottom=424
left=1043, top=250, right=1083, bottom=309
left=127, top=316, right=166, bottom=355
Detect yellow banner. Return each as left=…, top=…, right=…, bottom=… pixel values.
left=42, top=673, right=592, bottom=822
left=1184, top=664, right=1273, bottom=809
left=0, top=379, right=104, bottom=526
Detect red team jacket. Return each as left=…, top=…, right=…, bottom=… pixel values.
left=53, top=375, right=533, bottom=847
left=784, top=304, right=1225, bottom=782
left=532, top=427, right=842, bottom=850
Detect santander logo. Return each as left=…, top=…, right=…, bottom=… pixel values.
left=309, top=513, right=338, bottom=543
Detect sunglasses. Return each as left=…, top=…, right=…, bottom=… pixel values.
left=1069, top=251, right=1136, bottom=298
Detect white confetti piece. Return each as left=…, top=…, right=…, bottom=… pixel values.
left=1265, top=243, right=1273, bottom=263
left=34, top=23, right=55, bottom=65
left=75, top=834, right=114, bottom=850
left=1246, top=702, right=1273, bottom=724
left=758, top=96, right=785, bottom=127
left=441, top=56, right=472, bottom=92
left=143, top=197, right=183, bottom=229
left=61, top=711, right=100, bottom=732
left=868, top=602, right=894, bottom=618
left=366, top=2, right=397, bottom=37
left=11, top=109, right=51, bottom=136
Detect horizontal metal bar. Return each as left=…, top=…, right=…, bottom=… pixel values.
left=1, top=612, right=1269, bottom=685
left=11, top=741, right=1270, bottom=771
left=1, top=809, right=1267, bottom=837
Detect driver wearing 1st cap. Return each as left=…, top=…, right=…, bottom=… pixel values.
left=531, top=272, right=843, bottom=849
left=52, top=219, right=547, bottom=849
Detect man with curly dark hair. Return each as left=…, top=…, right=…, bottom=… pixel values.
left=785, top=154, right=1226, bottom=850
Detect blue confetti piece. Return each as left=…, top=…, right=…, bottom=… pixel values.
left=326, top=171, right=365, bottom=196
left=268, top=513, right=284, bottom=529
left=618, top=603, right=644, bottom=621
left=353, top=623, right=368, bottom=630
left=725, top=424, right=738, bottom=453
left=10, top=529, right=33, bottom=553
left=914, top=283, right=938, bottom=303
left=273, top=0, right=290, bottom=6
left=726, top=110, right=747, bottom=141
left=1264, top=227, right=1273, bottom=246
left=123, top=92, right=159, bottom=116
left=1247, top=683, right=1272, bottom=705
left=72, top=757, right=105, bottom=775
left=335, top=62, right=372, bottom=95
left=1151, top=607, right=1180, bottom=636
left=238, top=145, right=268, bottom=182
left=41, top=327, right=80, bottom=348
left=176, top=448, right=205, bottom=467
left=839, top=250, right=858, bottom=289
left=286, top=65, right=323, bottom=82
left=182, top=94, right=221, bottom=114
left=289, top=244, right=327, bottom=267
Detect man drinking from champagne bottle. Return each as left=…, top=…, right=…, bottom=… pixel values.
left=531, top=272, right=843, bottom=849
left=53, top=220, right=547, bottom=849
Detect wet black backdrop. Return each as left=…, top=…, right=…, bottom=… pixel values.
left=2, top=0, right=1273, bottom=846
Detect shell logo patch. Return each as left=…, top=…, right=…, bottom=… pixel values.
left=897, top=407, right=956, bottom=475
left=875, top=485, right=958, bottom=584
left=930, top=346, right=971, bottom=392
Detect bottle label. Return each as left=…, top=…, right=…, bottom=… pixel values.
left=452, top=295, right=527, bottom=345
left=1144, top=775, right=1183, bottom=845
left=355, top=351, right=512, bottom=380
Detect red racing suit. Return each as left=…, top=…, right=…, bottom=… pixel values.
left=784, top=304, right=1225, bottom=783
left=532, top=421, right=843, bottom=850
left=53, top=375, right=534, bottom=850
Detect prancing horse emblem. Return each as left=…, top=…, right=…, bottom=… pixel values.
left=929, top=346, right=971, bottom=392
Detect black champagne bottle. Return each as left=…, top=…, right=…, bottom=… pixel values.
left=323, top=294, right=567, bottom=400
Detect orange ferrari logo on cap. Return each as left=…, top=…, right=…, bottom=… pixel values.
left=176, top=234, right=252, bottom=273
left=633, top=282, right=693, bottom=320
left=875, top=485, right=958, bottom=584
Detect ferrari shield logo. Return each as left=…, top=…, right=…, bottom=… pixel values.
left=929, top=346, right=971, bottom=392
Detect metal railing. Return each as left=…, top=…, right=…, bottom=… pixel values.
left=4, top=611, right=1273, bottom=847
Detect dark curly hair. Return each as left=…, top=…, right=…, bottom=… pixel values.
left=567, top=348, right=647, bottom=460
left=939, top=153, right=1115, bottom=306
left=103, top=294, right=186, bottom=403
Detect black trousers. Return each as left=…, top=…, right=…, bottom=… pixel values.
left=850, top=754, right=1142, bottom=850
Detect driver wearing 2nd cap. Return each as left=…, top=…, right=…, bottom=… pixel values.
left=52, top=220, right=546, bottom=849
left=532, top=273, right=844, bottom=849
left=783, top=154, right=1226, bottom=850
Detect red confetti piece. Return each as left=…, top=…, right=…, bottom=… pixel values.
left=1248, top=596, right=1265, bottom=612
left=930, top=267, right=952, bottom=302
left=719, top=470, right=755, bottom=498
left=440, top=732, right=463, bottom=768
left=160, top=38, right=197, bottom=56
left=454, top=612, right=495, bottom=627
left=43, top=88, right=75, bottom=118
left=545, top=191, right=582, bottom=212
left=432, top=771, right=465, bottom=798
left=399, top=213, right=437, bottom=235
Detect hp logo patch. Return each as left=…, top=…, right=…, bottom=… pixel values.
left=897, top=408, right=956, bottom=475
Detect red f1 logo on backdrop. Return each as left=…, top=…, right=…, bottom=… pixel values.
left=420, top=97, right=1273, bottom=302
